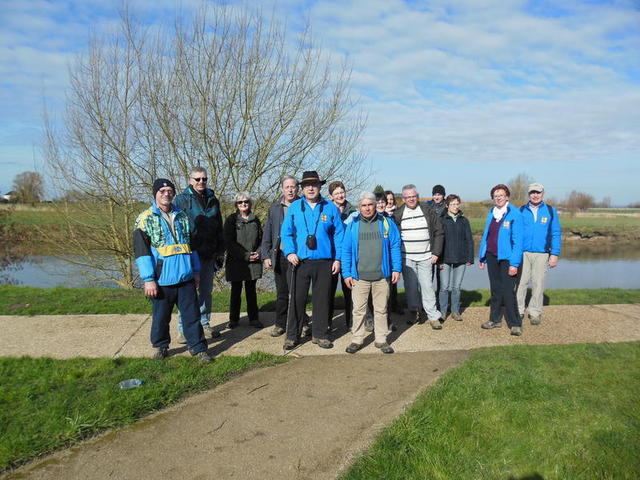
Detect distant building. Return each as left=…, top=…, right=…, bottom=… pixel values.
left=0, top=191, right=14, bottom=203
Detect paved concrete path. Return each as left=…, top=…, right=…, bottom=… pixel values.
left=1, top=304, right=639, bottom=480
left=2, top=304, right=639, bottom=359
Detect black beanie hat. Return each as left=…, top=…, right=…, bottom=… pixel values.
left=153, top=178, right=176, bottom=197
left=432, top=184, right=445, bottom=196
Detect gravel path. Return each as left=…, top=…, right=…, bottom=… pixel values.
left=1, top=304, right=638, bottom=480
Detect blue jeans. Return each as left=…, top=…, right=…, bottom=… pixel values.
left=402, top=257, right=441, bottom=321
left=438, top=263, right=467, bottom=314
left=151, top=280, right=207, bottom=354
left=178, top=258, right=216, bottom=333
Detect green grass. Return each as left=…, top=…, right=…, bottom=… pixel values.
left=0, top=352, right=286, bottom=472
left=0, top=285, right=638, bottom=315
left=341, top=342, right=640, bottom=480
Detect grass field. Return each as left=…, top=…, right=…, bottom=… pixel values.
left=1, top=285, right=639, bottom=315
left=0, top=352, right=286, bottom=472
left=341, top=342, right=640, bottom=480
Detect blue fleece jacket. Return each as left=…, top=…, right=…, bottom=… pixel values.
left=519, top=202, right=561, bottom=256
left=341, top=213, right=402, bottom=280
left=280, top=196, right=344, bottom=261
left=478, top=203, right=524, bottom=267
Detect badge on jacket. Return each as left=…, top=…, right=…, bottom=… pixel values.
left=321, top=214, right=328, bottom=222
left=541, top=217, right=548, bottom=224
left=503, top=221, right=510, bottom=228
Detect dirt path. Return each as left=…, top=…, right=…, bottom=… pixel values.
left=1, top=304, right=639, bottom=480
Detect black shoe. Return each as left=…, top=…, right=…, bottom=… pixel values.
left=249, top=319, right=264, bottom=329
left=389, top=322, right=398, bottom=332
left=153, top=346, right=168, bottom=360
left=345, top=343, right=361, bottom=354
left=406, top=311, right=418, bottom=325
left=301, top=325, right=312, bottom=338
left=283, top=339, right=297, bottom=350
left=227, top=320, right=238, bottom=329
left=204, top=326, right=221, bottom=339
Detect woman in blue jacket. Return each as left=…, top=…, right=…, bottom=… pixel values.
left=478, top=184, right=524, bottom=336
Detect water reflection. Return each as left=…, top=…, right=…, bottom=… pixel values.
left=3, top=247, right=640, bottom=290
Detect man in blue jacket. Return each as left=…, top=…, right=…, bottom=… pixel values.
left=133, top=178, right=211, bottom=362
left=174, top=167, right=224, bottom=342
left=342, top=191, right=402, bottom=354
left=280, top=171, right=344, bottom=349
left=516, top=182, right=562, bottom=325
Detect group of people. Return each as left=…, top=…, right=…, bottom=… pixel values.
left=133, top=168, right=561, bottom=362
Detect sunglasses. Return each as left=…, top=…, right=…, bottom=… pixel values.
left=236, top=200, right=250, bottom=205
left=192, top=177, right=208, bottom=182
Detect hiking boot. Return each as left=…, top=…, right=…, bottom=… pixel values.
left=249, top=319, right=264, bottom=329
left=510, top=326, right=523, bottom=336
left=312, top=338, right=333, bottom=349
left=270, top=326, right=286, bottom=337
left=153, top=346, right=168, bottom=360
left=283, top=339, right=297, bottom=350
left=451, top=312, right=463, bottom=321
left=430, top=319, right=443, bottom=330
left=345, top=343, right=362, bottom=354
left=406, top=311, right=418, bottom=325
left=204, top=326, right=221, bottom=339
left=481, top=320, right=502, bottom=330
left=177, top=333, right=187, bottom=344
left=227, top=320, right=238, bottom=329
left=195, top=351, right=212, bottom=363
left=530, top=316, right=541, bottom=326
left=374, top=342, right=394, bottom=354
left=301, top=325, right=312, bottom=338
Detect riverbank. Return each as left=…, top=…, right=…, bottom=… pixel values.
left=1, top=285, right=639, bottom=315
left=3, top=204, right=639, bottom=255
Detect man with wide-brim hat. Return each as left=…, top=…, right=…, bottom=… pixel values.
left=280, top=170, right=344, bottom=349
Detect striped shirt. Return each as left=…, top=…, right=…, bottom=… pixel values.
left=400, top=206, right=431, bottom=261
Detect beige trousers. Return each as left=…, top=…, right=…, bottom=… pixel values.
left=351, top=278, right=390, bottom=345
left=516, top=251, right=549, bottom=318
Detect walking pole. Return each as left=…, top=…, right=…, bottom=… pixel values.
left=283, top=262, right=299, bottom=354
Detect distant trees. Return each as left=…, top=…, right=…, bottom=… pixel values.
left=507, top=173, right=534, bottom=206
left=12, top=171, right=44, bottom=204
left=564, top=190, right=595, bottom=212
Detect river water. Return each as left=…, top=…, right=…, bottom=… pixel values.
left=3, top=244, right=640, bottom=289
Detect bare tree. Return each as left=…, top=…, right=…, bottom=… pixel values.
left=45, top=5, right=368, bottom=288
left=507, top=172, right=534, bottom=206
left=12, top=171, right=44, bottom=205
left=564, top=190, right=595, bottom=212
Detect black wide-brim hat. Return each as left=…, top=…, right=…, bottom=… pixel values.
left=300, top=170, right=326, bottom=186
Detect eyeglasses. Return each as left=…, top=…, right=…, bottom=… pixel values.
left=236, top=200, right=250, bottom=205
left=192, top=177, right=208, bottom=182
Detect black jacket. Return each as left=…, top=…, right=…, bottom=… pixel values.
left=440, top=211, right=474, bottom=264
left=393, top=203, right=444, bottom=257
left=224, top=212, right=263, bottom=282
left=174, top=186, right=224, bottom=261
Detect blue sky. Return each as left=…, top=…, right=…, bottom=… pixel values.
left=2, top=0, right=639, bottom=204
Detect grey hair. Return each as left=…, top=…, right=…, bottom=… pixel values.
left=189, top=166, right=207, bottom=177
left=281, top=175, right=299, bottom=188
left=358, top=191, right=376, bottom=204
left=234, top=191, right=252, bottom=203
left=402, top=184, right=418, bottom=193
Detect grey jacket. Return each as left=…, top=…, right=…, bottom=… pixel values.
left=259, top=197, right=293, bottom=264
left=393, top=203, right=444, bottom=257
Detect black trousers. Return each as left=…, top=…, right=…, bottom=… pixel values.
left=486, top=253, right=521, bottom=327
left=229, top=280, right=259, bottom=323
left=151, top=280, right=207, bottom=354
left=287, top=259, right=332, bottom=342
left=273, top=254, right=291, bottom=330
left=328, top=272, right=352, bottom=328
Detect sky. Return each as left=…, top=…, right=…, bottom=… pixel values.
left=1, top=0, right=639, bottom=204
